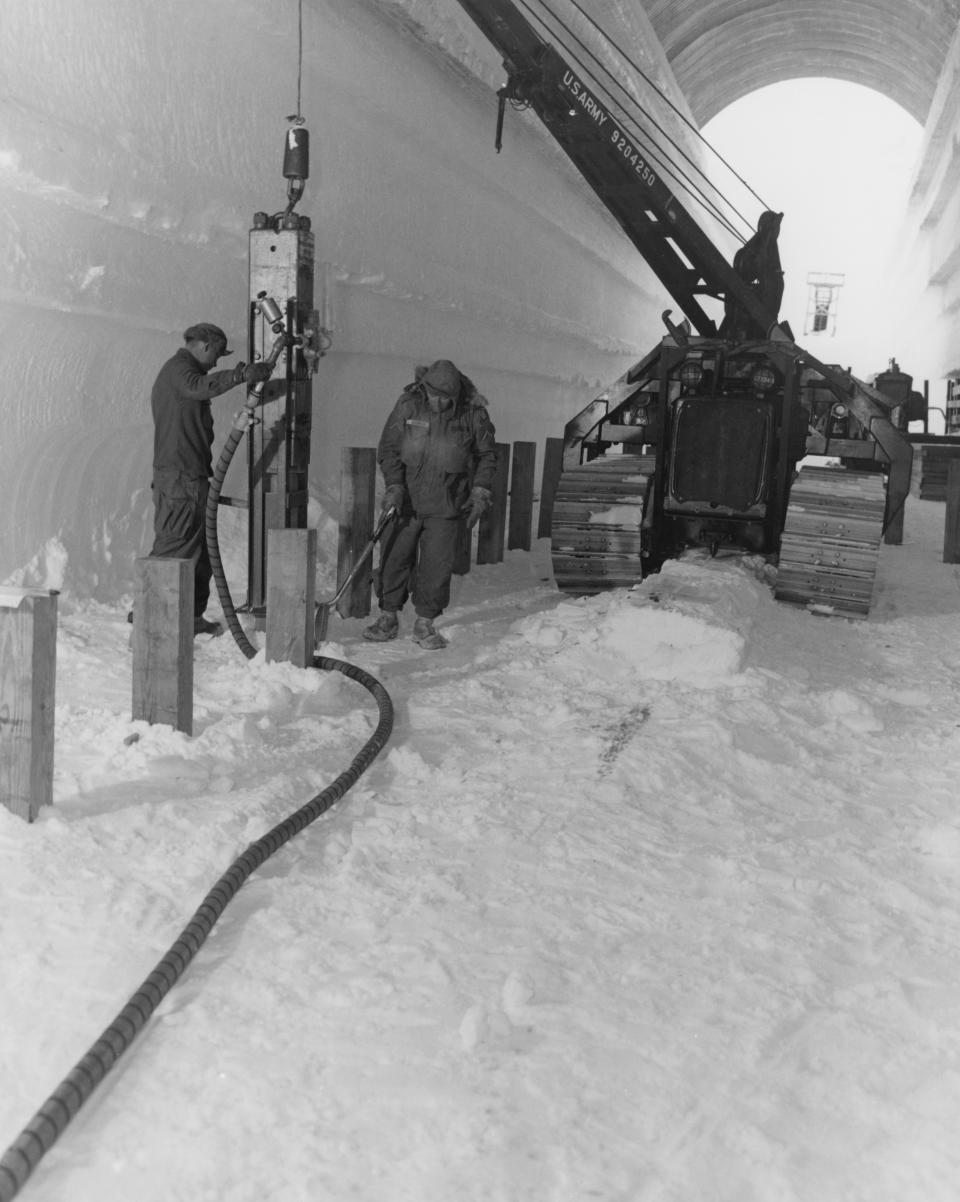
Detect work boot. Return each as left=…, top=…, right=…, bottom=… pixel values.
left=363, top=610, right=399, bottom=642
left=412, top=616, right=448, bottom=650
left=194, top=615, right=223, bottom=637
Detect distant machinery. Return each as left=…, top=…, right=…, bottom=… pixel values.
left=946, top=377, right=960, bottom=435
left=805, top=272, right=845, bottom=336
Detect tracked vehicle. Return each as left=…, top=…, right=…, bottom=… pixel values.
left=454, top=0, right=913, bottom=616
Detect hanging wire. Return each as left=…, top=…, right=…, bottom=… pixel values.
left=288, top=0, right=305, bottom=124
left=509, top=0, right=746, bottom=240
left=522, top=0, right=753, bottom=238
left=297, top=0, right=303, bottom=119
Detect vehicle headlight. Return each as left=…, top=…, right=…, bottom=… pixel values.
left=750, top=364, right=777, bottom=391
left=679, top=361, right=703, bottom=389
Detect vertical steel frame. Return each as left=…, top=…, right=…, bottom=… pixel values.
left=246, top=222, right=315, bottom=613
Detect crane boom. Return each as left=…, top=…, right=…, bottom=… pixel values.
left=454, top=0, right=783, bottom=338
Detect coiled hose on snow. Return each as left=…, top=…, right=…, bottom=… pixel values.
left=0, top=373, right=394, bottom=1202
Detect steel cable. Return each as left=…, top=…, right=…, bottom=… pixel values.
left=513, top=0, right=762, bottom=241
left=555, top=0, right=772, bottom=212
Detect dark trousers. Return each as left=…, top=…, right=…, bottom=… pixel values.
left=376, top=514, right=460, bottom=619
left=149, top=471, right=212, bottom=617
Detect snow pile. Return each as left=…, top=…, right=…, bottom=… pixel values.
left=514, top=582, right=749, bottom=687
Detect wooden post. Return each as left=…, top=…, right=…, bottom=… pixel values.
left=508, top=441, right=537, bottom=551
left=944, top=460, right=960, bottom=564
left=132, top=558, right=193, bottom=735
left=267, top=528, right=317, bottom=667
left=477, top=442, right=510, bottom=565
left=885, top=474, right=907, bottom=547
left=337, top=447, right=377, bottom=618
left=537, top=437, right=565, bottom=539
left=0, top=588, right=57, bottom=822
left=452, top=519, right=472, bottom=577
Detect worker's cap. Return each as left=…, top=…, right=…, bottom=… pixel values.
left=183, top=322, right=233, bottom=354
left=421, top=359, right=462, bottom=398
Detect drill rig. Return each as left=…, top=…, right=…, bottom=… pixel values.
left=242, top=124, right=325, bottom=620
left=453, top=0, right=913, bottom=616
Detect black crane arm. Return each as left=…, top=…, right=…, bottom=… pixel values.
left=454, top=0, right=782, bottom=338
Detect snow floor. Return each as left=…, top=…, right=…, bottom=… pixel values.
left=2, top=494, right=960, bottom=1201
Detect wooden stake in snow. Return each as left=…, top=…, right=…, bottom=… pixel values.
left=943, top=459, right=960, bottom=564
left=131, top=557, right=193, bottom=735
left=0, top=587, right=57, bottom=822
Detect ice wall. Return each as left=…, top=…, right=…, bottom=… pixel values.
left=0, top=0, right=694, bottom=599
left=892, top=21, right=960, bottom=391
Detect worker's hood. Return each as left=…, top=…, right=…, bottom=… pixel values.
left=410, top=364, right=488, bottom=412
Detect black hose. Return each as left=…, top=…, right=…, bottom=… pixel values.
left=0, top=380, right=396, bottom=1201
left=0, top=660, right=393, bottom=1202
left=205, top=413, right=259, bottom=659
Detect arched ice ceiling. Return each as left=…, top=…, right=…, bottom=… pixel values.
left=638, top=0, right=960, bottom=125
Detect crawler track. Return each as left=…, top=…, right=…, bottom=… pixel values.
left=774, top=466, right=887, bottom=618
left=551, top=458, right=887, bottom=617
left=550, top=454, right=654, bottom=594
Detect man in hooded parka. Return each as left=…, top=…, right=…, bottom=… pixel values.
left=365, top=358, right=498, bottom=649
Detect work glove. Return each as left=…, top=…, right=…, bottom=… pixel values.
left=233, top=361, right=274, bottom=387
left=462, top=485, right=492, bottom=530
left=243, top=361, right=274, bottom=387
left=381, top=484, right=406, bottom=515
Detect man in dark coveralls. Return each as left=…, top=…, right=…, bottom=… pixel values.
left=364, top=358, right=497, bottom=650
left=147, top=322, right=271, bottom=635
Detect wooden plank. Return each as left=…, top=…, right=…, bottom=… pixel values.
left=551, top=529, right=646, bottom=553
left=132, top=558, right=193, bottom=735
left=547, top=507, right=644, bottom=526
left=776, top=561, right=876, bottom=589
left=776, top=564, right=876, bottom=591
left=552, top=553, right=645, bottom=576
left=777, top=538, right=878, bottom=571
left=774, top=591, right=869, bottom=618
left=507, top=441, right=536, bottom=552
left=782, top=515, right=880, bottom=543
left=477, top=442, right=510, bottom=565
left=537, top=437, right=564, bottom=539
left=337, top=447, right=377, bottom=619
left=452, top=518, right=472, bottom=577
left=266, top=528, right=317, bottom=667
left=944, top=460, right=960, bottom=564
left=555, top=482, right=648, bottom=499
left=553, top=565, right=643, bottom=591
left=0, top=589, right=57, bottom=822
left=29, top=593, right=57, bottom=822
left=913, top=445, right=960, bottom=500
